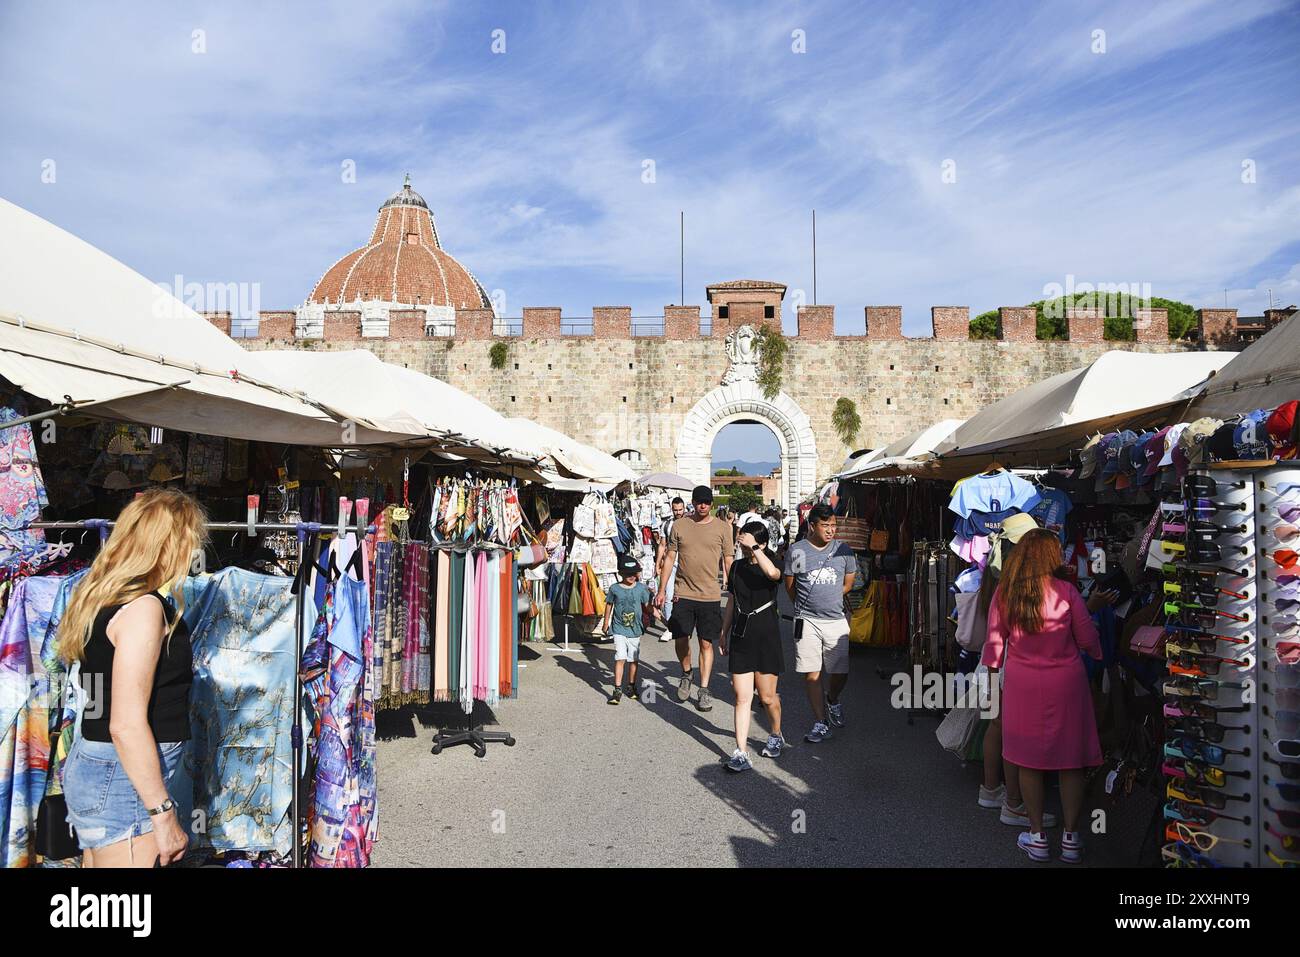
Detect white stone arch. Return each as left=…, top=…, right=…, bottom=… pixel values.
left=675, top=380, right=818, bottom=516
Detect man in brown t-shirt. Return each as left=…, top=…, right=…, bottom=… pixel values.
left=655, top=485, right=733, bottom=711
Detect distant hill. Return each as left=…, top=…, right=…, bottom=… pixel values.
left=713, top=459, right=778, bottom=476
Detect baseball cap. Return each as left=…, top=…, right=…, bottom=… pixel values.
left=1160, top=422, right=1189, bottom=467
left=1268, top=401, right=1299, bottom=459
left=990, top=513, right=1039, bottom=573
left=1179, top=417, right=1222, bottom=468
left=617, top=555, right=641, bottom=577
left=1077, top=433, right=1103, bottom=479
left=691, top=484, right=714, bottom=505
left=1142, top=427, right=1171, bottom=478
left=1234, top=409, right=1272, bottom=460
left=1206, top=419, right=1240, bottom=462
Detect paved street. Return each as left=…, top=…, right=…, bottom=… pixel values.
left=374, top=592, right=1109, bottom=867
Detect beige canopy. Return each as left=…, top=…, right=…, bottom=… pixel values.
left=1175, top=312, right=1300, bottom=420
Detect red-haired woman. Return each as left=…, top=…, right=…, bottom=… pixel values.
left=984, top=528, right=1111, bottom=863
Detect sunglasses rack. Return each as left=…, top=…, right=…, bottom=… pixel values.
left=1256, top=466, right=1300, bottom=868
left=1162, top=469, right=1258, bottom=868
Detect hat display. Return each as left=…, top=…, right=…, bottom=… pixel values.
left=1206, top=419, right=1240, bottom=462
left=1179, top=417, right=1222, bottom=468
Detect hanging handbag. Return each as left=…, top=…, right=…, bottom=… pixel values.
left=834, top=495, right=871, bottom=551
left=936, top=704, right=981, bottom=757
left=35, top=720, right=79, bottom=860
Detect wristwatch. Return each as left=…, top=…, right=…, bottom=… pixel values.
left=146, top=797, right=176, bottom=817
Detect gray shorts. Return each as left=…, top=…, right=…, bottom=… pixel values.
left=614, top=633, right=642, bottom=662
left=794, top=616, right=850, bottom=675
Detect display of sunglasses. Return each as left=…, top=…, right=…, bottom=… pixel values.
left=1276, top=781, right=1300, bottom=805
left=1165, top=716, right=1249, bottom=743
left=1271, top=738, right=1300, bottom=758
left=1164, top=759, right=1249, bottom=788
left=1276, top=687, right=1300, bottom=709
left=1277, top=501, right=1300, bottom=521
left=1265, top=822, right=1300, bottom=851
left=1277, top=597, right=1300, bottom=613
left=1266, top=847, right=1300, bottom=867
left=1184, top=476, right=1245, bottom=498
left=1277, top=642, right=1300, bottom=666
left=1167, top=780, right=1250, bottom=808
left=1164, top=622, right=1251, bottom=644
left=1274, top=549, right=1300, bottom=571
left=1165, top=677, right=1248, bottom=700
left=1163, top=582, right=1249, bottom=606
left=1168, top=650, right=1253, bottom=676
left=1166, top=700, right=1251, bottom=721
left=1270, top=524, right=1300, bottom=546
left=1265, top=753, right=1300, bottom=779
left=1269, top=804, right=1300, bottom=827
left=1165, top=799, right=1249, bottom=826
left=1164, top=602, right=1250, bottom=625
left=1165, top=737, right=1248, bottom=766
left=1165, top=821, right=1251, bottom=852
left=1277, top=710, right=1300, bottom=735
left=1161, top=562, right=1249, bottom=581
left=1166, top=637, right=1229, bottom=657
left=1274, top=663, right=1300, bottom=688
left=1186, top=519, right=1251, bottom=540
left=1185, top=498, right=1248, bottom=514
left=1162, top=842, right=1223, bottom=868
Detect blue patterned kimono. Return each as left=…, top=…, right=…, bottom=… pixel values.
left=178, top=569, right=308, bottom=857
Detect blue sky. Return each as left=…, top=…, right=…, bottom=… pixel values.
left=2, top=0, right=1299, bottom=339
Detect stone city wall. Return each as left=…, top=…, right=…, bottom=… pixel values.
left=239, top=301, right=1201, bottom=481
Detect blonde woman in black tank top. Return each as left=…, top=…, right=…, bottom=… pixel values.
left=57, top=488, right=207, bottom=867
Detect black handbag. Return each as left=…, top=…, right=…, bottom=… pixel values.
left=36, top=791, right=79, bottom=860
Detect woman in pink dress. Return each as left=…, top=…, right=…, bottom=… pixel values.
left=983, top=528, right=1112, bottom=863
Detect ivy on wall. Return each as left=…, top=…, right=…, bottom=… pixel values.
left=969, top=294, right=1197, bottom=341
left=756, top=325, right=788, bottom=399
left=832, top=397, right=861, bottom=446
left=489, top=341, right=509, bottom=369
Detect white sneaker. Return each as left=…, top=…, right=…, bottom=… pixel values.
left=1017, top=830, right=1050, bottom=863
left=1061, top=831, right=1084, bottom=864
left=761, top=734, right=787, bottom=758
left=1000, top=802, right=1058, bottom=829
left=978, top=784, right=1006, bottom=809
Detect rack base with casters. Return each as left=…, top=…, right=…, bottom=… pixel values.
left=431, top=721, right=516, bottom=758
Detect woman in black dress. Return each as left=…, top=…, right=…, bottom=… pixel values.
left=719, top=520, right=785, bottom=771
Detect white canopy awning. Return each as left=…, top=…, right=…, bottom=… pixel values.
left=505, top=418, right=637, bottom=484
left=0, top=198, right=413, bottom=446
left=256, top=350, right=546, bottom=464
left=929, top=350, right=1233, bottom=476
left=637, top=471, right=696, bottom=492
left=837, top=419, right=966, bottom=479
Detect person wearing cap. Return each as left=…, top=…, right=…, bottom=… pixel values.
left=603, top=555, right=652, bottom=705
left=655, top=485, right=734, bottom=711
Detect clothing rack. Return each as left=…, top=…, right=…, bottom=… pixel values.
left=28, top=517, right=376, bottom=868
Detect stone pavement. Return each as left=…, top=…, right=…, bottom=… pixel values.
left=371, top=587, right=1122, bottom=868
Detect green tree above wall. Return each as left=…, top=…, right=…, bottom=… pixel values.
left=969, top=294, right=1197, bottom=341
left=726, top=485, right=764, bottom=514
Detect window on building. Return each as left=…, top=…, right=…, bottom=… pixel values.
left=717, top=306, right=729, bottom=319
left=764, top=305, right=774, bottom=319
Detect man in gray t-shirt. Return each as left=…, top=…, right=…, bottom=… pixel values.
left=783, top=503, right=856, bottom=743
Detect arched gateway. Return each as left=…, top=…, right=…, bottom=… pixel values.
left=675, top=379, right=818, bottom=516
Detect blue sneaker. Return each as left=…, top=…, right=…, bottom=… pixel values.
left=761, top=734, right=787, bottom=758
left=726, top=749, right=753, bottom=772
left=804, top=722, right=832, bottom=743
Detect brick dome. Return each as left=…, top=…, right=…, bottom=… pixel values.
left=308, top=176, right=492, bottom=310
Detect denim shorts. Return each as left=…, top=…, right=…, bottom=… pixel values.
left=63, top=737, right=186, bottom=850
